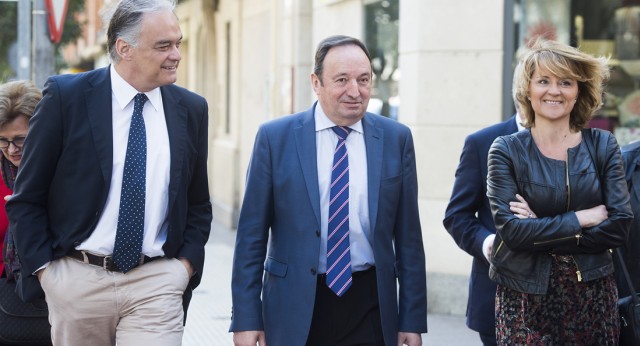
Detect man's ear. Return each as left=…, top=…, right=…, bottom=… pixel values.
left=115, top=38, right=132, bottom=61
left=311, top=73, right=321, bottom=93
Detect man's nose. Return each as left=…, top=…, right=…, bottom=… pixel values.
left=345, top=79, right=360, bottom=97
left=170, top=45, right=182, bottom=61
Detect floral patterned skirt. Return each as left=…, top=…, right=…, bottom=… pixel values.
left=495, top=255, right=619, bottom=346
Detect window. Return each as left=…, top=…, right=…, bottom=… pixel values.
left=364, top=0, right=399, bottom=119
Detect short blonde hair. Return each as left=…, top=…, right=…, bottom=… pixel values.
left=513, top=39, right=610, bottom=131
left=0, top=80, right=42, bottom=128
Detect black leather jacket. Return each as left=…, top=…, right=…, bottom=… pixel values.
left=487, top=128, right=632, bottom=294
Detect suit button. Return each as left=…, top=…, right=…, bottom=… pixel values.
left=310, top=268, right=317, bottom=275
left=315, top=230, right=320, bottom=237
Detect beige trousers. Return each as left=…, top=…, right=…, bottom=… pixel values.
left=39, top=256, right=190, bottom=346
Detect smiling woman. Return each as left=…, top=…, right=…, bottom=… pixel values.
left=513, top=38, right=610, bottom=133
left=486, top=39, right=631, bottom=345
left=528, top=68, right=579, bottom=123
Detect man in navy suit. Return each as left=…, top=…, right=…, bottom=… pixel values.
left=230, top=35, right=427, bottom=345
left=443, top=114, right=521, bottom=345
left=6, top=0, right=211, bottom=344
left=617, top=142, right=640, bottom=297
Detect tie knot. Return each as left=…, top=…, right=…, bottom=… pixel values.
left=331, top=126, right=352, bottom=140
left=134, top=93, right=147, bottom=107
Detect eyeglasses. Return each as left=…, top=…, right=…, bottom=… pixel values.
left=0, top=137, right=26, bottom=150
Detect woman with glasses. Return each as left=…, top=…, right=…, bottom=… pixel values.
left=0, top=80, right=50, bottom=346
left=0, top=80, right=40, bottom=281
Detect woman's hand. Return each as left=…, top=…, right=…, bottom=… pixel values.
left=509, top=194, right=537, bottom=219
left=575, top=205, right=608, bottom=228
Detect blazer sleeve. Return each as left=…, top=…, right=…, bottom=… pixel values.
left=394, top=128, right=428, bottom=333
left=179, top=97, right=213, bottom=288
left=229, top=124, right=273, bottom=332
left=443, top=133, right=494, bottom=263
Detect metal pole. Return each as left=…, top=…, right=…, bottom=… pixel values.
left=17, top=0, right=31, bottom=80
left=32, top=0, right=54, bottom=88
left=502, top=0, right=516, bottom=118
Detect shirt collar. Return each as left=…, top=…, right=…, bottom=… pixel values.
left=110, top=65, right=162, bottom=112
left=314, top=103, right=363, bottom=134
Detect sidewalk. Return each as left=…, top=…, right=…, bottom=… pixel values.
left=183, top=224, right=479, bottom=345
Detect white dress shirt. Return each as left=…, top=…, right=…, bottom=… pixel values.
left=77, top=65, right=171, bottom=257
left=315, top=105, right=374, bottom=273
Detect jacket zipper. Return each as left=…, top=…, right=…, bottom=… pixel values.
left=531, top=161, right=577, bottom=248
left=573, top=257, right=583, bottom=282
left=566, top=159, right=571, bottom=210
left=567, top=157, right=582, bottom=282
left=494, top=240, right=504, bottom=257
left=533, top=235, right=578, bottom=246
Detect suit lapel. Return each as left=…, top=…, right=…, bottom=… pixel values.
left=160, top=86, right=187, bottom=210
left=294, top=106, right=321, bottom=228
left=506, top=116, right=518, bottom=133
left=363, top=114, right=383, bottom=233
left=83, top=70, right=185, bottom=211
left=85, top=68, right=114, bottom=186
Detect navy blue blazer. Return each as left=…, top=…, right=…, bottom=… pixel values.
left=443, top=116, right=518, bottom=334
left=6, top=67, right=212, bottom=315
left=230, top=103, right=427, bottom=345
left=618, top=141, right=640, bottom=297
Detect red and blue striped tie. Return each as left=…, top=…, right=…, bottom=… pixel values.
left=326, top=126, right=352, bottom=297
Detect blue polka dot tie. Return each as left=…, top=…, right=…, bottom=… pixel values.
left=326, top=126, right=352, bottom=296
left=113, top=93, right=147, bottom=273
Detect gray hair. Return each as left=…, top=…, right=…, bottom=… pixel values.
left=102, top=0, right=176, bottom=63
